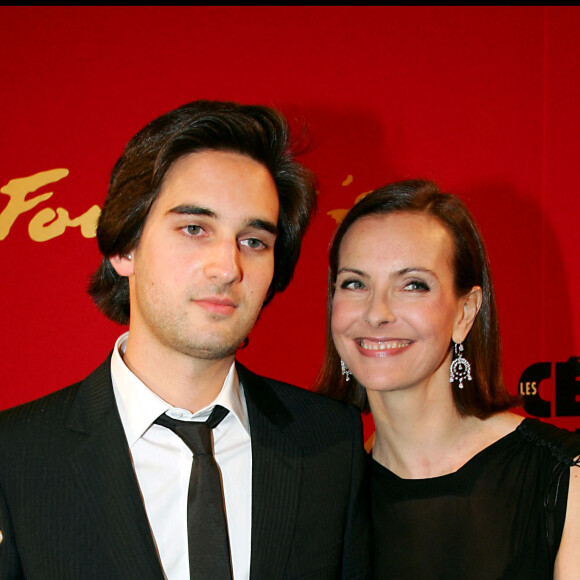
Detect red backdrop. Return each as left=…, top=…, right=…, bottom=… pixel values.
left=1, top=6, right=579, bottom=436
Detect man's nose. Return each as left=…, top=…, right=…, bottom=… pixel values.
left=203, top=239, right=242, bottom=285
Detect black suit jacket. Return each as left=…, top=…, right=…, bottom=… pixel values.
left=0, top=356, right=371, bottom=579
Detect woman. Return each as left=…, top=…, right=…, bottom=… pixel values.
left=317, top=180, right=580, bottom=579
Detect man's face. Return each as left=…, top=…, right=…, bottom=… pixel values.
left=116, top=150, right=279, bottom=362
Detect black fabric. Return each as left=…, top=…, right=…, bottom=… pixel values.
left=155, top=405, right=232, bottom=579
left=0, top=356, right=372, bottom=579
left=371, top=418, right=580, bottom=580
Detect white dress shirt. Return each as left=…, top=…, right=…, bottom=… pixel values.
left=110, top=332, right=252, bottom=580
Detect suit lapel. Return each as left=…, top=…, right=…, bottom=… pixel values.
left=237, top=364, right=303, bottom=579
left=66, top=356, right=165, bottom=580
left=65, top=358, right=304, bottom=578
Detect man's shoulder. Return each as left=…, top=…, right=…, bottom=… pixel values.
left=264, top=374, right=351, bottom=409
left=237, top=363, right=359, bottom=429
left=0, top=356, right=112, bottom=432
left=239, top=362, right=350, bottom=404
left=0, top=381, right=82, bottom=430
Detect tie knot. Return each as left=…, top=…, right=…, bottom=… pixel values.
left=154, top=405, right=229, bottom=455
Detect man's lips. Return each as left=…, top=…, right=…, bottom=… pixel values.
left=193, top=296, right=237, bottom=315
left=355, top=338, right=412, bottom=357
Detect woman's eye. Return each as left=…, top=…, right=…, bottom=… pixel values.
left=404, top=280, right=429, bottom=291
left=340, top=279, right=365, bottom=290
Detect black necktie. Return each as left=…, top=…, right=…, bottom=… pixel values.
left=155, top=405, right=233, bottom=579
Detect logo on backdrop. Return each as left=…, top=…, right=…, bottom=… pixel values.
left=327, top=174, right=370, bottom=224
left=0, top=169, right=100, bottom=242
left=519, top=357, right=580, bottom=418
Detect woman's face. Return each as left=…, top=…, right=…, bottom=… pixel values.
left=331, top=211, right=472, bottom=395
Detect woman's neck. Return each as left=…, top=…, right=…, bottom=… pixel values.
left=371, top=393, right=478, bottom=478
left=368, top=385, right=521, bottom=479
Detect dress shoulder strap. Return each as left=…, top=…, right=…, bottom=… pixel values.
left=518, top=419, right=580, bottom=571
left=518, top=418, right=580, bottom=465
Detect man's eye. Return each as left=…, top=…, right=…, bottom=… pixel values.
left=184, top=225, right=203, bottom=236
left=241, top=238, right=267, bottom=249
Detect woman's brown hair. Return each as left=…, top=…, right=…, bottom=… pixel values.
left=315, top=179, right=519, bottom=418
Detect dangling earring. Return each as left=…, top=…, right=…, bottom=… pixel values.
left=340, top=359, right=352, bottom=382
left=449, top=341, right=472, bottom=389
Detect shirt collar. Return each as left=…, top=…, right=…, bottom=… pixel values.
left=111, top=332, right=250, bottom=448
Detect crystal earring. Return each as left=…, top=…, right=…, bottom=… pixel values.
left=340, top=359, right=352, bottom=382
left=449, top=341, right=472, bottom=389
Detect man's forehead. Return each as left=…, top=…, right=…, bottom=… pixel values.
left=162, top=149, right=273, bottom=186
left=145, top=151, right=280, bottom=229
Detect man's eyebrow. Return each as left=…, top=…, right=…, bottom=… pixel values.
left=168, top=205, right=278, bottom=235
left=168, top=205, right=216, bottom=218
left=248, top=219, right=278, bottom=236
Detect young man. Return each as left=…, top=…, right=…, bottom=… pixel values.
left=0, top=101, right=371, bottom=579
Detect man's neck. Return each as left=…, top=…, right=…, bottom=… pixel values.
left=122, top=335, right=236, bottom=413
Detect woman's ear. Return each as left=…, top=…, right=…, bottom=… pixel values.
left=453, top=286, right=482, bottom=343
left=109, top=253, right=135, bottom=277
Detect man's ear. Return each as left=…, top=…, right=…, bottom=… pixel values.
left=109, top=253, right=135, bottom=277
left=452, top=286, right=482, bottom=343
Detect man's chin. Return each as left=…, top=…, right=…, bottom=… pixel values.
left=181, top=337, right=243, bottom=361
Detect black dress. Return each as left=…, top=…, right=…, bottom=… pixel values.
left=371, top=418, right=580, bottom=579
